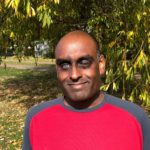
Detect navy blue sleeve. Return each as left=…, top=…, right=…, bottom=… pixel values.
left=105, top=94, right=150, bottom=150
left=22, top=110, right=32, bottom=150
left=141, top=111, right=150, bottom=150
left=22, top=98, right=62, bottom=150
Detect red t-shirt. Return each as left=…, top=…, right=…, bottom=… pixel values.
left=22, top=94, right=150, bottom=150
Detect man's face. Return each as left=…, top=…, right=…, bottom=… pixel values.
left=55, top=34, right=103, bottom=102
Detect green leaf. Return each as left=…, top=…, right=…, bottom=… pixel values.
left=42, top=13, right=47, bottom=27
left=127, top=31, right=134, bottom=39
left=14, top=0, right=20, bottom=10
left=108, top=40, right=116, bottom=48
left=136, top=13, right=141, bottom=21
left=10, top=32, right=15, bottom=39
left=26, top=1, right=31, bottom=16
left=113, top=82, right=118, bottom=91
left=100, top=84, right=110, bottom=91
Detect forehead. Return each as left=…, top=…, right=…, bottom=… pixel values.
left=55, top=34, right=97, bottom=60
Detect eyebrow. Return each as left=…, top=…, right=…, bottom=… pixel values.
left=56, top=59, right=71, bottom=65
left=56, top=55, right=94, bottom=65
left=77, top=55, right=94, bottom=62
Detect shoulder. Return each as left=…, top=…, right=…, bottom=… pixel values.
left=104, top=94, right=149, bottom=126
left=105, top=94, right=143, bottom=112
left=105, top=94, right=150, bottom=149
left=25, top=97, right=63, bottom=123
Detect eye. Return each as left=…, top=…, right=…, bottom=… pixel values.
left=78, top=59, right=91, bottom=68
left=60, top=62, right=70, bottom=70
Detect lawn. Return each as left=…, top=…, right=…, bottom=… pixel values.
left=1, top=56, right=55, bottom=65
left=0, top=67, right=62, bottom=150
left=0, top=56, right=55, bottom=70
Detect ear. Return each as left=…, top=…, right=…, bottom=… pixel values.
left=98, top=55, right=106, bottom=77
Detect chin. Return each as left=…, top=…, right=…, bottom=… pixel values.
left=67, top=94, right=90, bottom=102
left=63, top=88, right=96, bottom=102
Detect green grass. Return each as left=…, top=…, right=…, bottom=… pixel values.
left=0, top=56, right=55, bottom=72
left=0, top=67, right=62, bottom=150
left=1, top=56, right=55, bottom=65
left=0, top=68, right=31, bottom=77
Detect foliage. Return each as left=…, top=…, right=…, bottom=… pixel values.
left=88, top=0, right=150, bottom=108
left=0, top=0, right=150, bottom=107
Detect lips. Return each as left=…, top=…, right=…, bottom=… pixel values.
left=67, top=81, right=88, bottom=90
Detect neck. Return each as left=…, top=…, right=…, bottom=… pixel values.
left=63, top=91, right=104, bottom=109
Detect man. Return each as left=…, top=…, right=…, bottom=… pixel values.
left=22, top=31, right=150, bottom=150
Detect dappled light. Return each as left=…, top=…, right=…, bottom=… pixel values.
left=0, top=65, right=61, bottom=108
left=0, top=66, right=62, bottom=149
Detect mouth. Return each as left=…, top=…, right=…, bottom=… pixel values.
left=68, top=82, right=88, bottom=89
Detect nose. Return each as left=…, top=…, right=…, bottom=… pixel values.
left=70, top=65, right=81, bottom=81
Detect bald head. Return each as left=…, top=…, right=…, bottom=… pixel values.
left=55, top=30, right=105, bottom=103
left=55, top=31, right=100, bottom=57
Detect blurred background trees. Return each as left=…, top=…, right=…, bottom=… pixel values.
left=0, top=0, right=150, bottom=108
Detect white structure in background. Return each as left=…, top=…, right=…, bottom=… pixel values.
left=34, top=41, right=50, bottom=57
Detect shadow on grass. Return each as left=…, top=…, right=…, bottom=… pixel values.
left=1, top=65, right=62, bottom=109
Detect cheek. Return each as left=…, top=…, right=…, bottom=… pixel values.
left=57, top=70, right=68, bottom=83
left=85, top=65, right=100, bottom=79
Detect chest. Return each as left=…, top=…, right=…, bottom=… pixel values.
left=30, top=106, right=143, bottom=150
